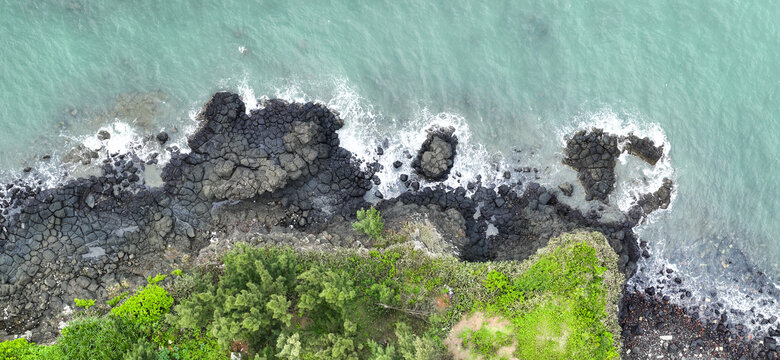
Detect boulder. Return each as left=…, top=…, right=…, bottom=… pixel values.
left=412, top=126, right=458, bottom=181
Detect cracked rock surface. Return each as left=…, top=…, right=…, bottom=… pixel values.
left=412, top=125, right=458, bottom=181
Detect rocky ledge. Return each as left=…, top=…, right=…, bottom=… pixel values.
left=563, top=129, right=666, bottom=203
left=0, top=91, right=713, bottom=351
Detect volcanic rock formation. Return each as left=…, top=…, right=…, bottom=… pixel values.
left=412, top=125, right=458, bottom=181
left=0, top=92, right=666, bottom=343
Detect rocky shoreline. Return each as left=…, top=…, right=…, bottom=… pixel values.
left=0, top=92, right=776, bottom=357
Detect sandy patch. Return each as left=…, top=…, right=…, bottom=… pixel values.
left=445, top=311, right=518, bottom=360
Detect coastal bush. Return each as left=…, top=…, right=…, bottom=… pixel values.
left=171, top=244, right=446, bottom=358
left=173, top=245, right=298, bottom=356
left=0, top=338, right=33, bottom=359
left=352, top=206, right=384, bottom=240
left=57, top=316, right=144, bottom=359
left=110, top=283, right=174, bottom=328
left=73, top=298, right=95, bottom=310
left=0, top=338, right=64, bottom=360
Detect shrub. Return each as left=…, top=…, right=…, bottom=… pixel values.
left=58, top=316, right=144, bottom=360
left=122, top=340, right=158, bottom=360
left=111, top=283, right=174, bottom=329
left=73, top=298, right=95, bottom=310
left=0, top=338, right=33, bottom=360
left=173, top=245, right=298, bottom=355
left=107, top=291, right=129, bottom=307
left=352, top=207, right=384, bottom=240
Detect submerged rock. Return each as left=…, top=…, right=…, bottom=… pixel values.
left=412, top=125, right=458, bottom=181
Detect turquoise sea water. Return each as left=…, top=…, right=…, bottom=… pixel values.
left=1, top=1, right=778, bottom=314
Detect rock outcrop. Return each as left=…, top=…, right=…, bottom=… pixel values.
left=563, top=129, right=620, bottom=203
left=624, top=134, right=664, bottom=165
left=412, top=125, right=458, bottom=181
left=563, top=129, right=669, bottom=204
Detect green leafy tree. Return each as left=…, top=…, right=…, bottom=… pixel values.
left=275, top=332, right=302, bottom=360
left=122, top=340, right=158, bottom=360
left=352, top=207, right=384, bottom=240
left=174, top=245, right=298, bottom=354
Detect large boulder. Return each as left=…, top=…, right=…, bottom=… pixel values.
left=412, top=126, right=458, bottom=181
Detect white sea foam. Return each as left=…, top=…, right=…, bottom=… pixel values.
left=242, top=77, right=510, bottom=199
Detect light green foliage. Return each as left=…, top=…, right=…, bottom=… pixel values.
left=0, top=338, right=64, bottom=360
left=58, top=316, right=144, bottom=360
left=275, top=333, right=302, bottom=359
left=352, top=206, right=384, bottom=240
left=147, top=274, right=168, bottom=285
left=155, top=330, right=226, bottom=360
left=111, top=283, right=174, bottom=329
left=459, top=326, right=513, bottom=358
left=0, top=338, right=33, bottom=360
left=171, top=269, right=183, bottom=277
left=73, top=298, right=95, bottom=310
left=473, top=232, right=621, bottom=359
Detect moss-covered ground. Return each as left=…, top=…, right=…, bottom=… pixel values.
left=0, top=231, right=622, bottom=359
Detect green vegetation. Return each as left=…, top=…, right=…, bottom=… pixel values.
left=352, top=206, right=384, bottom=240
left=0, top=231, right=622, bottom=359
left=459, top=326, right=514, bottom=358
left=73, top=298, right=95, bottom=311
left=470, top=233, right=623, bottom=359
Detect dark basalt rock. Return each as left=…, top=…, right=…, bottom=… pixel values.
left=156, top=131, right=169, bottom=144
left=624, top=133, right=663, bottom=165
left=97, top=130, right=111, bottom=141
left=628, top=178, right=674, bottom=219
left=0, top=92, right=375, bottom=342
left=564, top=129, right=669, bottom=204
left=412, top=125, right=458, bottom=182
left=563, top=129, right=620, bottom=203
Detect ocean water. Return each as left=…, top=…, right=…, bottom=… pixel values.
left=1, top=1, right=778, bottom=318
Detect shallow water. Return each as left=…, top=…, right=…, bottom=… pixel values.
left=1, top=0, right=778, bottom=319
